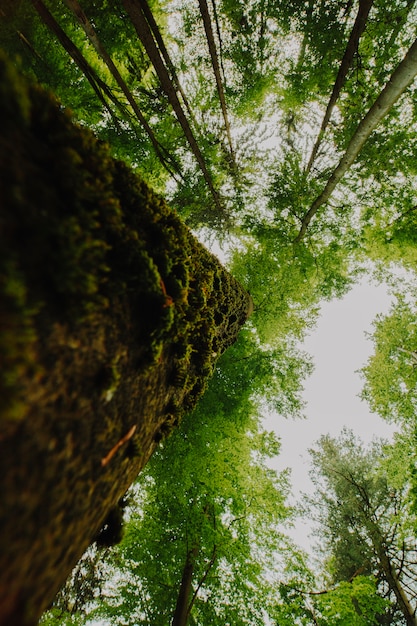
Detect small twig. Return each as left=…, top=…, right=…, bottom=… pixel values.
left=160, top=278, right=174, bottom=307
left=101, top=425, right=137, bottom=467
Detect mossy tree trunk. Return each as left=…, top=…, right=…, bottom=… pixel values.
left=0, top=53, right=252, bottom=626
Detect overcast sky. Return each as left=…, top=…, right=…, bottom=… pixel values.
left=266, top=278, right=398, bottom=553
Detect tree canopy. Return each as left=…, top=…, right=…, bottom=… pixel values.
left=3, top=0, right=417, bottom=623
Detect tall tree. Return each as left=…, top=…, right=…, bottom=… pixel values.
left=305, top=0, right=375, bottom=174
left=121, top=0, right=222, bottom=213
left=0, top=53, right=252, bottom=625
left=29, top=0, right=121, bottom=126
left=306, top=430, right=417, bottom=625
left=197, top=0, right=236, bottom=169
left=63, top=0, right=181, bottom=179
left=295, top=36, right=417, bottom=242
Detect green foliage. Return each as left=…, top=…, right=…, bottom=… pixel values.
left=41, top=325, right=312, bottom=624
left=83, top=330, right=300, bottom=624
left=360, top=296, right=417, bottom=424
left=314, top=577, right=388, bottom=626
left=305, top=429, right=417, bottom=623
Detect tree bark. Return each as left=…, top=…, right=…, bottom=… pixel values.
left=0, top=54, right=252, bottom=626
left=305, top=0, right=375, bottom=174
left=295, top=36, right=417, bottom=242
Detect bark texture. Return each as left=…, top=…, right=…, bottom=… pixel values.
left=0, top=54, right=252, bottom=625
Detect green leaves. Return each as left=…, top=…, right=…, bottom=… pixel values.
left=303, top=429, right=417, bottom=624
left=361, top=296, right=417, bottom=424
left=314, top=577, right=388, bottom=626
left=63, top=325, right=299, bottom=625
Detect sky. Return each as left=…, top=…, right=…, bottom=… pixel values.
left=266, top=278, right=398, bottom=554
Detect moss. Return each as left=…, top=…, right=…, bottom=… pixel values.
left=0, top=52, right=253, bottom=623
left=1, top=47, right=249, bottom=427
left=101, top=356, right=123, bottom=404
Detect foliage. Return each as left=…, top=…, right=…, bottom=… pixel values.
left=4, top=0, right=417, bottom=623
left=305, top=429, right=417, bottom=624
left=361, top=296, right=417, bottom=425
left=49, top=328, right=305, bottom=625
left=314, top=576, right=388, bottom=625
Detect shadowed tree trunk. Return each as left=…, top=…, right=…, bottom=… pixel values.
left=30, top=0, right=120, bottom=128
left=32, top=0, right=181, bottom=179
left=171, top=544, right=200, bottom=626
left=63, top=0, right=182, bottom=180
left=0, top=54, right=252, bottom=626
left=198, top=0, right=236, bottom=169
left=138, top=0, right=197, bottom=128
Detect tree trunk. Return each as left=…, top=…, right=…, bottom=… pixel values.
left=378, top=549, right=417, bottom=626
left=0, top=54, right=252, bottom=626
left=121, top=0, right=222, bottom=213
left=171, top=545, right=200, bottom=626
left=63, top=0, right=182, bottom=180
left=295, top=36, right=417, bottom=242
left=198, top=0, right=236, bottom=168
left=29, top=0, right=119, bottom=127
left=138, top=0, right=197, bottom=128
left=305, top=0, right=375, bottom=174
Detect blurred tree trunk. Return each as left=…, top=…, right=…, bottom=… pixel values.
left=0, top=54, right=252, bottom=626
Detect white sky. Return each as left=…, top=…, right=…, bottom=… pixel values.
left=266, top=278, right=398, bottom=553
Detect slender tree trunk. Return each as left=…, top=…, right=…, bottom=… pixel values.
left=305, top=0, right=375, bottom=174
left=171, top=545, right=199, bottom=626
left=198, top=0, right=236, bottom=168
left=62, top=0, right=181, bottom=180
left=364, top=514, right=417, bottom=625
left=138, top=0, right=197, bottom=128
left=294, top=36, right=417, bottom=242
left=210, top=0, right=226, bottom=85
left=30, top=0, right=120, bottom=127
left=377, top=548, right=417, bottom=626
left=122, top=0, right=222, bottom=212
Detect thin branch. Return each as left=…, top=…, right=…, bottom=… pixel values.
left=186, top=545, right=217, bottom=618
left=101, top=425, right=137, bottom=467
